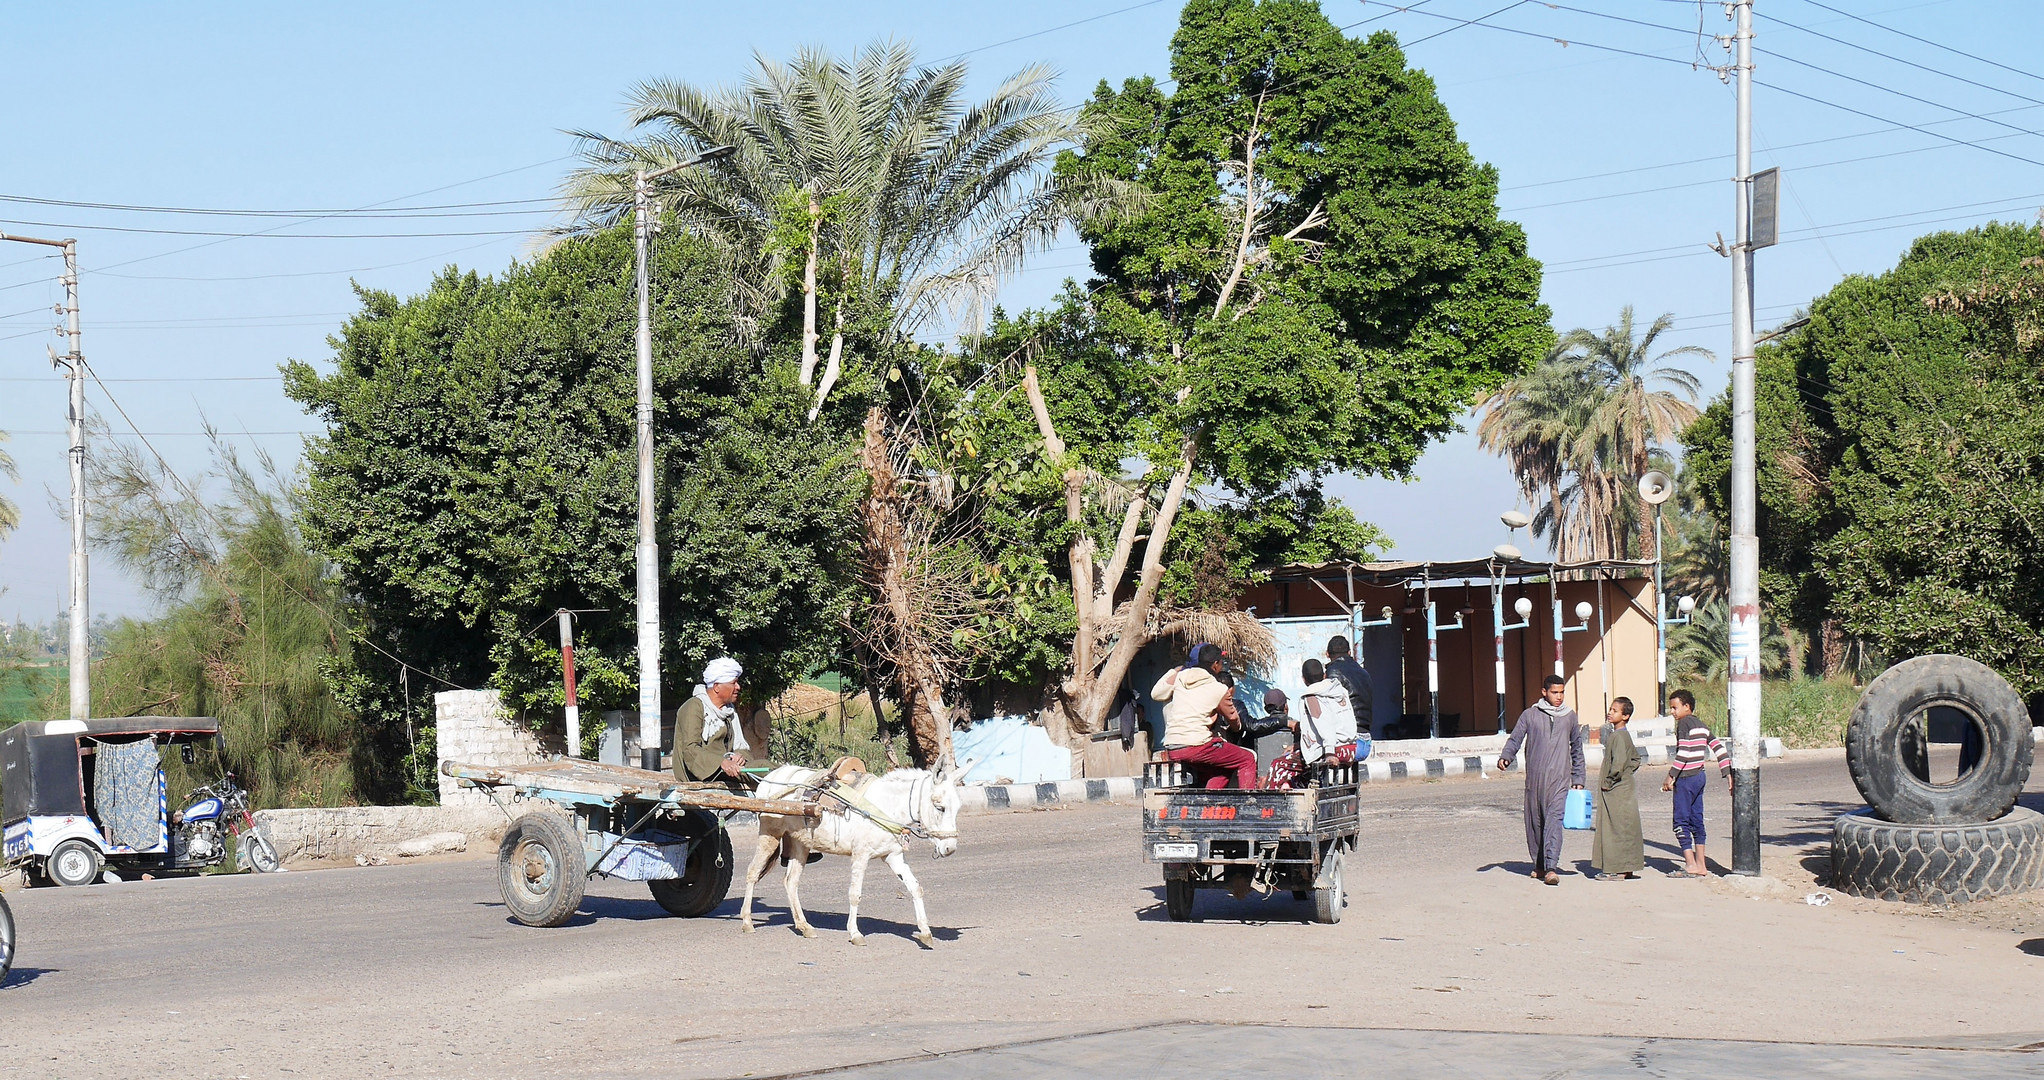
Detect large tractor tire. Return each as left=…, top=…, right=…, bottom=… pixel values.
left=1831, top=806, right=2044, bottom=905
left=1846, top=655, right=2034, bottom=825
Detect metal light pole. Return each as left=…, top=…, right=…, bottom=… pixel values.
left=1726, top=0, right=1764, bottom=876
left=1, top=233, right=88, bottom=721
left=630, top=145, right=735, bottom=772
left=1422, top=575, right=1465, bottom=741
left=1494, top=511, right=1531, bottom=734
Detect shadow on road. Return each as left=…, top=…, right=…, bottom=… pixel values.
left=1136, top=883, right=1319, bottom=925
left=1, top=968, right=55, bottom=989
left=2020, top=939, right=2044, bottom=958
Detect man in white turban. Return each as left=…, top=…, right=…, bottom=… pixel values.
left=675, top=657, right=748, bottom=786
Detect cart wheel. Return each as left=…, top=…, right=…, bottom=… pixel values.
left=239, top=827, right=282, bottom=874
left=497, top=812, right=586, bottom=928
left=1312, top=848, right=1344, bottom=925
left=1164, top=875, right=1197, bottom=922
left=0, top=894, right=14, bottom=984
left=46, top=839, right=102, bottom=888
left=649, top=829, right=734, bottom=918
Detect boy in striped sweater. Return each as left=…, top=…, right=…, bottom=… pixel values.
left=1659, top=689, right=1731, bottom=878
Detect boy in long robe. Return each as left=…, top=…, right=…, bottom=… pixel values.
left=1497, top=675, right=1587, bottom=885
left=1591, top=697, right=1645, bottom=880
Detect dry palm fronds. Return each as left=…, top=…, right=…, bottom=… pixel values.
left=1108, top=603, right=1278, bottom=674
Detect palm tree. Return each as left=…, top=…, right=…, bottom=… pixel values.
left=561, top=42, right=1135, bottom=420
left=1477, top=350, right=1605, bottom=561
left=1558, top=306, right=1708, bottom=559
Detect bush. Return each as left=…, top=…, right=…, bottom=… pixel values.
left=1688, top=676, right=1860, bottom=748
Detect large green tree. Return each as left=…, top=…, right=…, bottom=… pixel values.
left=960, top=0, right=1547, bottom=738
left=285, top=225, right=860, bottom=752
left=1684, top=222, right=2044, bottom=685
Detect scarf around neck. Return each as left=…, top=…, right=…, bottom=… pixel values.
left=695, top=684, right=748, bottom=753
left=1534, top=700, right=1572, bottom=718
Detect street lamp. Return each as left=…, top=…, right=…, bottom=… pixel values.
left=1637, top=470, right=1694, bottom=716
left=1490, top=513, right=1534, bottom=735
left=632, top=144, right=736, bottom=772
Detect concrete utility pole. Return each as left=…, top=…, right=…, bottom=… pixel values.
left=556, top=609, right=580, bottom=758
left=0, top=233, right=88, bottom=722
left=630, top=146, right=734, bottom=772
left=1726, top=0, right=1764, bottom=876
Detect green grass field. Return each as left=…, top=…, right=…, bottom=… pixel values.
left=0, top=663, right=58, bottom=726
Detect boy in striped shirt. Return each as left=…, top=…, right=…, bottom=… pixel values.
left=1659, top=689, right=1730, bottom=878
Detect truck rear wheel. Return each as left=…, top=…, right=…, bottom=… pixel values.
left=497, top=812, right=586, bottom=928
left=1164, top=875, right=1196, bottom=922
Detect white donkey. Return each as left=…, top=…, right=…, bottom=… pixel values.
left=740, top=758, right=974, bottom=947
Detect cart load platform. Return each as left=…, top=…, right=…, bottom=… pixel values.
left=442, top=758, right=818, bottom=928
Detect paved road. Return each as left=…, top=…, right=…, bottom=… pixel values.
left=2, top=755, right=2039, bottom=1079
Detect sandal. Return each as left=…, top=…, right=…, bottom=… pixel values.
left=1666, top=870, right=1692, bottom=879
left=1542, top=871, right=1560, bottom=886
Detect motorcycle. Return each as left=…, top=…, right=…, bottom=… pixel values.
left=175, top=772, right=281, bottom=874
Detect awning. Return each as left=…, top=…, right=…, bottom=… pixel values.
left=1266, top=557, right=1652, bottom=588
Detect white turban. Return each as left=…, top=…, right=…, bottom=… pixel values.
left=703, top=657, right=743, bottom=687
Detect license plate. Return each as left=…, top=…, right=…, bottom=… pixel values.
left=1152, top=842, right=1199, bottom=860
left=3, top=825, right=27, bottom=861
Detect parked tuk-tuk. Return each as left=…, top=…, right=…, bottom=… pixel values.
left=1, top=717, right=279, bottom=887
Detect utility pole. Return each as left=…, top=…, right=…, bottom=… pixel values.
left=1726, top=0, right=1764, bottom=876
left=630, top=146, right=735, bottom=773
left=0, top=233, right=88, bottom=722
left=556, top=609, right=580, bottom=758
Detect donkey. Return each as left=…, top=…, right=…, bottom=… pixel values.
left=740, top=758, right=975, bottom=947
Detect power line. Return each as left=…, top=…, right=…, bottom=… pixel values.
left=930, top=0, right=1171, bottom=64
left=1794, top=0, right=2044, bottom=91
left=79, top=372, right=467, bottom=690
left=1755, top=9, right=2044, bottom=111
left=1762, top=48, right=2044, bottom=152
left=0, top=193, right=563, bottom=219
left=1757, top=79, right=2044, bottom=171
left=0, top=217, right=534, bottom=240
left=1502, top=101, right=2044, bottom=193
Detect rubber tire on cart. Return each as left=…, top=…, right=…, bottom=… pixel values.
left=1164, top=875, right=1197, bottom=922
left=649, top=829, right=734, bottom=918
left=497, top=812, right=587, bottom=928
left=46, top=839, right=102, bottom=888
left=1312, top=847, right=1344, bottom=925
left=1846, top=654, right=2035, bottom=825
left=1831, top=806, right=2044, bottom=905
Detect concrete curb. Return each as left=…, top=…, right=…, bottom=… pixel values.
left=958, top=737, right=1792, bottom=815
left=959, top=776, right=1142, bottom=815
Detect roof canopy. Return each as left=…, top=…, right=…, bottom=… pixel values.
left=1267, top=557, right=1652, bottom=588
left=10, top=717, right=220, bottom=740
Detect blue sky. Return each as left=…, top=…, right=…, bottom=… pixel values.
left=1, top=0, right=2039, bottom=618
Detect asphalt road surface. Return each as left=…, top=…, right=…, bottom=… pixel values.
left=3, top=754, right=2041, bottom=1080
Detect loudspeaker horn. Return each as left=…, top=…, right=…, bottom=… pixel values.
left=1636, top=470, right=1674, bottom=506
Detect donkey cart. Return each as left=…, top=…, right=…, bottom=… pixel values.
left=1140, top=759, right=1360, bottom=923
left=441, top=759, right=818, bottom=928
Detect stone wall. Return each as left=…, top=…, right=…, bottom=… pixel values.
left=435, top=688, right=543, bottom=807
left=255, top=805, right=517, bottom=866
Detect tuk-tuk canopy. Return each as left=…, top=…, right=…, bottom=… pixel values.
left=1, top=717, right=220, bottom=825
